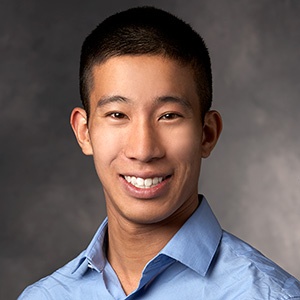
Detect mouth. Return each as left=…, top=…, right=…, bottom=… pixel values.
left=122, top=175, right=170, bottom=189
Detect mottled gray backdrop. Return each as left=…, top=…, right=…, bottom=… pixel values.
left=1, top=0, right=299, bottom=298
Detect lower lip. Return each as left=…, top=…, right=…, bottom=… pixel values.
left=120, top=176, right=171, bottom=199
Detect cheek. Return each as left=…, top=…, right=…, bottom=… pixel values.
left=90, top=128, right=124, bottom=169
left=165, top=127, right=202, bottom=162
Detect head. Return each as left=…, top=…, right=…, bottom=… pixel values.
left=80, top=6, right=212, bottom=121
left=71, top=7, right=222, bottom=227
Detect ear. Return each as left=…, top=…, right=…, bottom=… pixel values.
left=70, top=107, right=93, bottom=155
left=201, top=110, right=222, bottom=158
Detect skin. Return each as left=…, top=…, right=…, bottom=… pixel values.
left=71, top=55, right=222, bottom=294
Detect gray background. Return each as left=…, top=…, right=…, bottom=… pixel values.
left=1, top=0, right=299, bottom=298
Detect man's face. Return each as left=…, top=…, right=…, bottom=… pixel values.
left=78, top=55, right=210, bottom=225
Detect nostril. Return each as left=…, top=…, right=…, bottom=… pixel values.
left=124, top=145, right=165, bottom=162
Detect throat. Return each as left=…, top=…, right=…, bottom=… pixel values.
left=106, top=223, right=173, bottom=294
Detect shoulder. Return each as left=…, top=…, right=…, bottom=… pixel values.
left=18, top=251, right=87, bottom=300
left=215, top=231, right=300, bottom=299
left=17, top=281, right=51, bottom=300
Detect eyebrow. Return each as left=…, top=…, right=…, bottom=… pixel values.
left=96, top=95, right=129, bottom=108
left=96, top=95, right=193, bottom=111
left=155, top=96, right=193, bottom=111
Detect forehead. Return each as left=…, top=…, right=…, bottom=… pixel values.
left=89, top=55, right=199, bottom=110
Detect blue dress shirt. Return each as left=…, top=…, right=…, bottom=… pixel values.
left=18, top=196, right=300, bottom=299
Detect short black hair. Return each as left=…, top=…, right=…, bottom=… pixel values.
left=80, top=6, right=212, bottom=120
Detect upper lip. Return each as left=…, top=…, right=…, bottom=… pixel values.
left=120, top=172, right=171, bottom=179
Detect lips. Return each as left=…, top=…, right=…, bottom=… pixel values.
left=120, top=173, right=171, bottom=199
left=124, top=176, right=164, bottom=188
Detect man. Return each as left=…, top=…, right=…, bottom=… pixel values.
left=19, top=6, right=300, bottom=299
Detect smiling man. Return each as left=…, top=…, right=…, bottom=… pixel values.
left=18, top=6, right=300, bottom=300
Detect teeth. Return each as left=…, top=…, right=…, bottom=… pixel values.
left=124, top=176, right=163, bottom=188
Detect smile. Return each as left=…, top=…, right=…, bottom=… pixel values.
left=124, top=176, right=164, bottom=189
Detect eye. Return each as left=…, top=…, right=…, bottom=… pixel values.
left=107, top=112, right=128, bottom=119
left=159, top=112, right=182, bottom=120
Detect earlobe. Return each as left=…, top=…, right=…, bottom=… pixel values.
left=70, top=107, right=93, bottom=155
left=201, top=110, right=222, bottom=158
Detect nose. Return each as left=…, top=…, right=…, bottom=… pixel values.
left=124, top=121, right=165, bottom=162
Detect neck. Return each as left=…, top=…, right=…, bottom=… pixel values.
left=106, top=197, right=199, bottom=295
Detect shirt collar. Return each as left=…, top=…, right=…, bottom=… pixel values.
left=160, top=195, right=222, bottom=276
left=73, top=195, right=222, bottom=277
left=72, top=217, right=108, bottom=274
